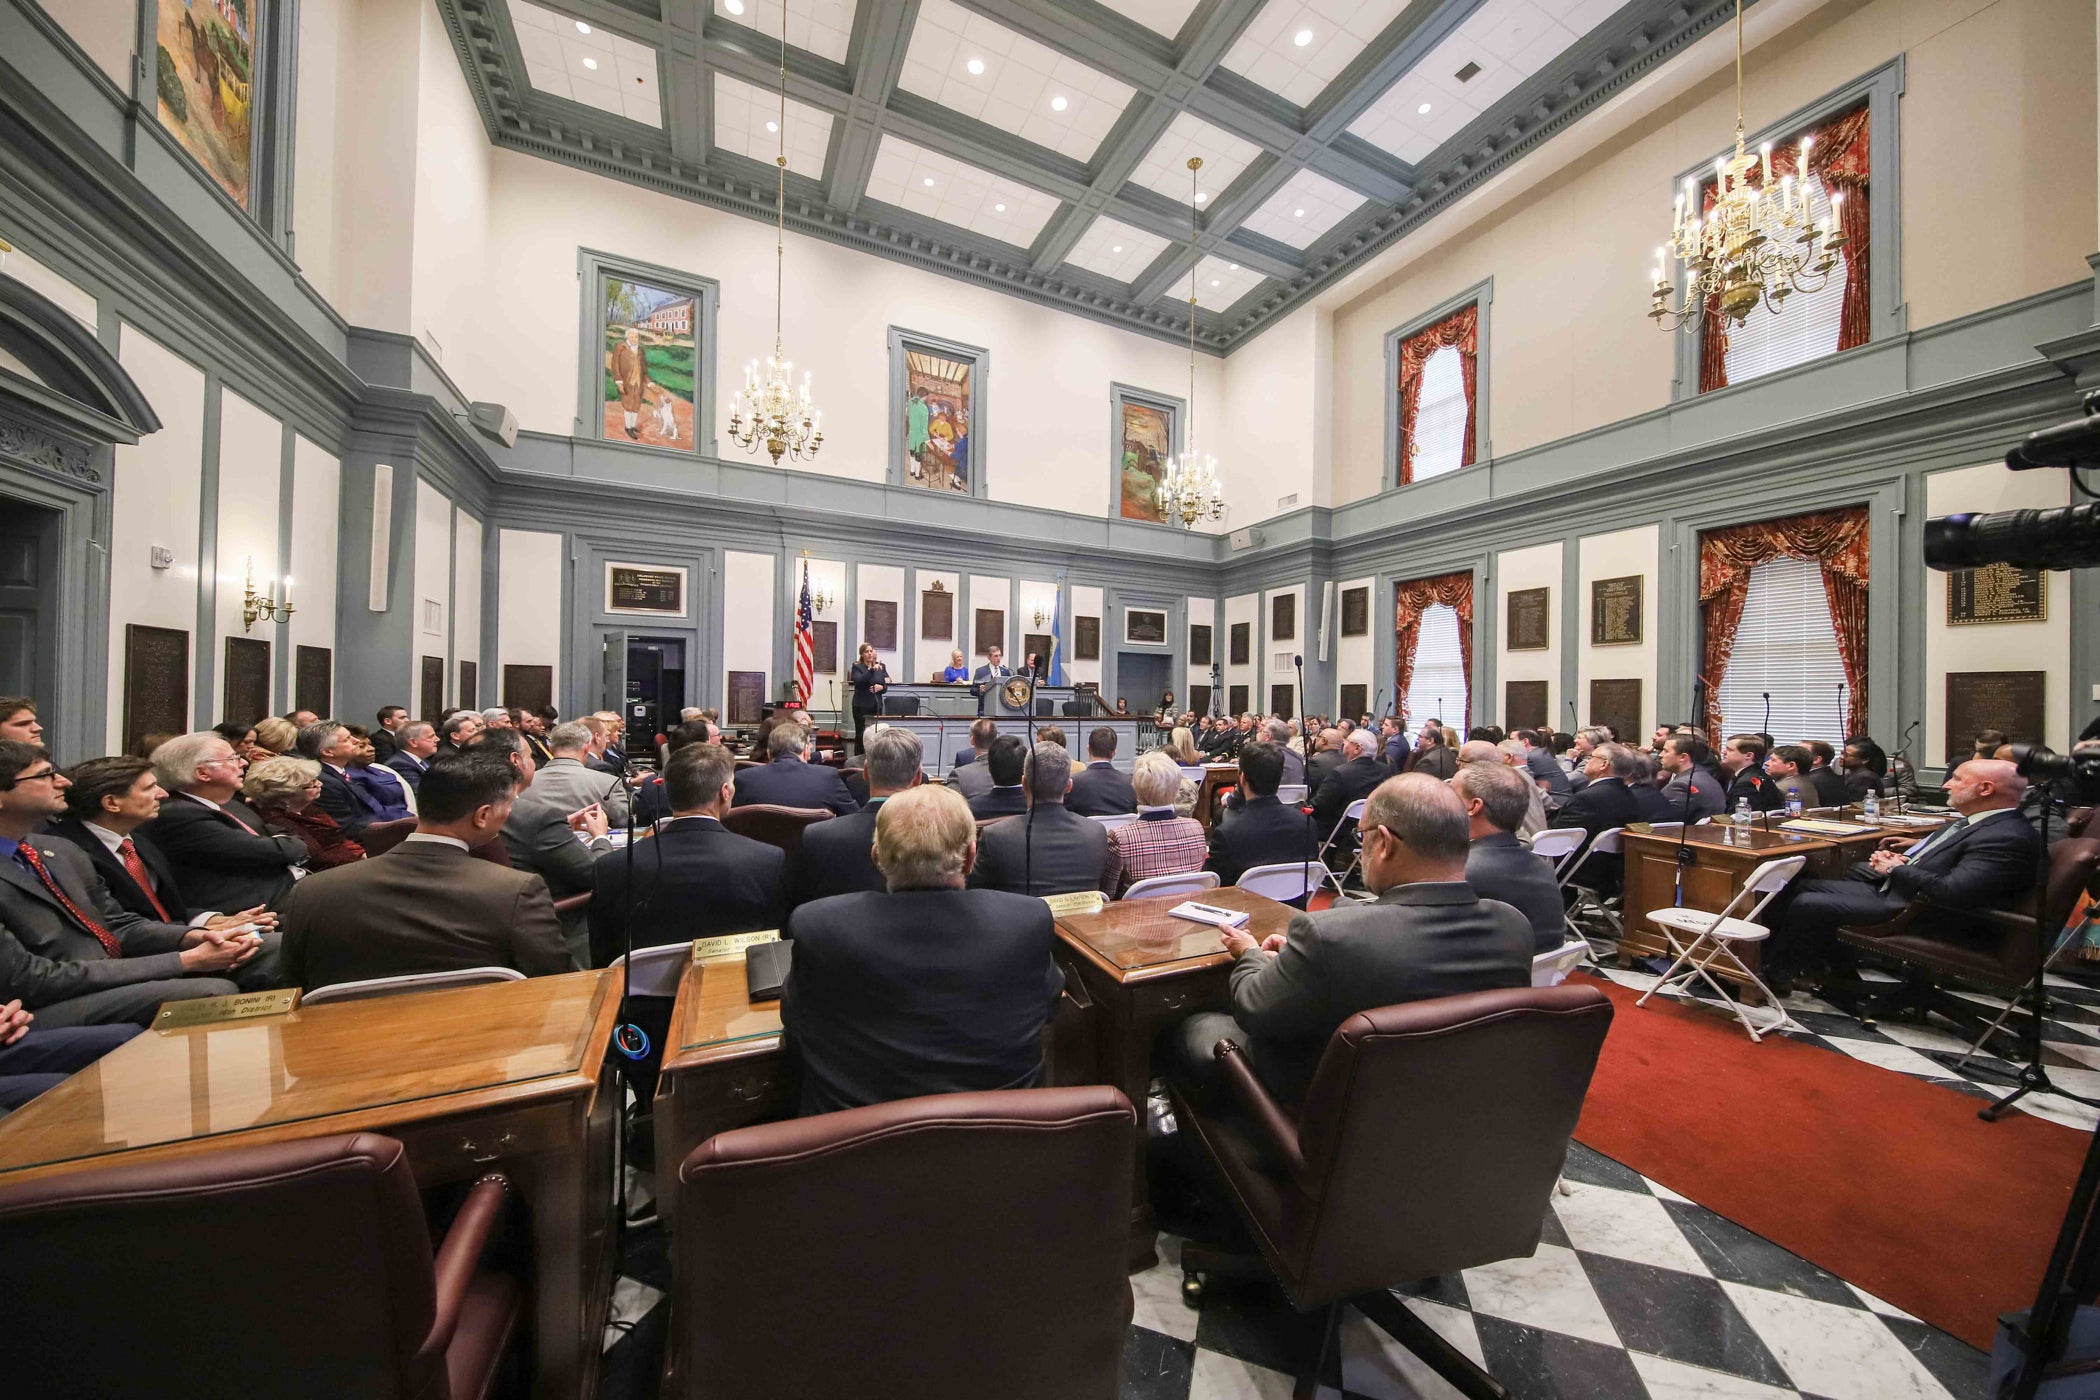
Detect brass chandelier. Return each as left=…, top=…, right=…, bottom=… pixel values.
left=1159, top=156, right=1226, bottom=529
left=1648, top=0, right=1846, bottom=332
left=728, top=0, right=822, bottom=463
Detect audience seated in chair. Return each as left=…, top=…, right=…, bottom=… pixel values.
left=279, top=750, right=570, bottom=990
left=732, top=719, right=858, bottom=816
left=1549, top=742, right=1642, bottom=848
left=1310, top=729, right=1388, bottom=845
left=291, top=719, right=383, bottom=840
left=634, top=720, right=720, bottom=826
left=965, top=735, right=1030, bottom=822
left=486, top=727, right=610, bottom=962
left=1453, top=759, right=1568, bottom=953
left=782, top=784, right=1065, bottom=1116
left=1101, top=752, right=1209, bottom=900
left=1204, top=740, right=1319, bottom=897
left=971, top=741, right=1109, bottom=898
left=382, top=721, right=438, bottom=791
left=1065, top=726, right=1137, bottom=816
left=531, top=721, right=632, bottom=827
left=1169, top=772, right=1532, bottom=1108
left=945, top=717, right=999, bottom=799
left=142, top=730, right=310, bottom=913
left=791, top=726, right=922, bottom=906
left=1657, top=734, right=1725, bottom=823
left=245, top=756, right=367, bottom=870
left=344, top=730, right=414, bottom=821
left=1761, top=745, right=1819, bottom=811
left=48, top=756, right=244, bottom=928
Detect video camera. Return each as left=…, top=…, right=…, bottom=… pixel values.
left=1923, top=389, right=2100, bottom=572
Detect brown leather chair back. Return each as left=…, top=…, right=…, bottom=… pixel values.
left=0, top=1132, right=495, bottom=1400
left=673, top=1087, right=1134, bottom=1400
left=2042, top=837, right=2100, bottom=934
left=361, top=816, right=417, bottom=856
left=720, top=803, right=832, bottom=856
left=1286, top=984, right=1614, bottom=1302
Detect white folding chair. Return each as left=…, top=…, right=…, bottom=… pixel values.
left=1558, top=827, right=1626, bottom=950
left=1320, top=798, right=1370, bottom=894
left=1177, top=766, right=1208, bottom=784
left=606, top=942, right=696, bottom=998
left=1122, top=870, right=1220, bottom=901
left=1531, top=939, right=1592, bottom=988
left=1089, top=812, right=1139, bottom=831
left=300, top=965, right=526, bottom=1006
left=1235, top=861, right=1337, bottom=905
left=1637, top=855, right=1809, bottom=1041
left=1274, top=784, right=1309, bottom=806
left=1525, top=827, right=1584, bottom=875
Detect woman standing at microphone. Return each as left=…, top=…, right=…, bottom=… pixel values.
left=849, top=642, right=890, bottom=754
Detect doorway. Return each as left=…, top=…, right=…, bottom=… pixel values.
left=0, top=498, right=58, bottom=708
left=623, top=635, right=688, bottom=744
left=1115, top=651, right=1171, bottom=716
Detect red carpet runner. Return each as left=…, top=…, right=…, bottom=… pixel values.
left=1572, top=977, right=2088, bottom=1350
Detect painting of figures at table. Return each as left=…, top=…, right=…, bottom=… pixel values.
left=902, top=350, right=973, bottom=493
left=1118, top=400, right=1173, bottom=523
left=603, top=278, right=698, bottom=450
left=155, top=0, right=257, bottom=208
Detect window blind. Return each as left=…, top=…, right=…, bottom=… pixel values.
left=1405, top=602, right=1469, bottom=732
left=1716, top=554, right=1849, bottom=747
left=1409, top=344, right=1469, bottom=481
left=1720, top=173, right=1846, bottom=386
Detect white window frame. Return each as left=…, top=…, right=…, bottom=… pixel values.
left=1714, top=554, right=1850, bottom=750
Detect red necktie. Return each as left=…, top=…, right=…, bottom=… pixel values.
left=219, top=802, right=260, bottom=836
left=17, top=844, right=124, bottom=958
left=118, top=837, right=174, bottom=922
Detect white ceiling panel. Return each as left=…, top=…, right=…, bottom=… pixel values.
left=897, top=0, right=1136, bottom=162
left=1240, top=167, right=1367, bottom=247
left=1349, top=0, right=1587, bottom=162
left=1219, top=0, right=1416, bottom=109
left=1127, top=112, right=1263, bottom=209
left=713, top=73, right=835, bottom=178
left=1121, top=0, right=1206, bottom=40
left=1063, top=216, right=1174, bottom=284
left=512, top=0, right=662, bottom=126
left=864, top=136, right=1064, bottom=249
left=1165, top=255, right=1268, bottom=312
left=712, top=0, right=859, bottom=65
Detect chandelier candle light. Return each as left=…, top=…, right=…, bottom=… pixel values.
left=1648, top=0, right=1845, bottom=332
left=1159, top=156, right=1227, bottom=529
left=728, top=0, right=823, bottom=463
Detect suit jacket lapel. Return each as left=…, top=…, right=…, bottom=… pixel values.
left=0, top=847, right=71, bottom=915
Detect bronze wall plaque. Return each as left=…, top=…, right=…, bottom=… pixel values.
left=1588, top=678, right=1643, bottom=744
left=420, top=655, right=444, bottom=721
left=123, top=625, right=189, bottom=755
left=1339, top=683, right=1368, bottom=719
left=863, top=599, right=899, bottom=651
left=1271, top=593, right=1296, bottom=642
left=223, top=637, right=271, bottom=724
left=1229, top=622, right=1250, bottom=666
left=1945, top=670, right=2047, bottom=764
left=1947, top=564, right=2045, bottom=625
left=811, top=620, right=838, bottom=674
left=1590, top=575, right=1644, bottom=646
left=1506, top=587, right=1551, bottom=652
left=1189, top=684, right=1212, bottom=716
left=294, top=645, right=332, bottom=716
left=1228, top=684, right=1249, bottom=716
left=457, top=660, right=478, bottom=711
left=1126, top=609, right=1167, bottom=645
left=1340, top=586, right=1369, bottom=638
left=727, top=669, right=767, bottom=725
left=1074, top=616, right=1101, bottom=661
left=920, top=583, right=954, bottom=640
left=1270, top=683, right=1294, bottom=718
left=1505, top=679, right=1549, bottom=732
left=1023, top=633, right=1052, bottom=667
left=503, top=664, right=553, bottom=713
left=607, top=564, right=685, bottom=616
left=974, top=608, right=1006, bottom=656
left=1190, top=624, right=1213, bottom=666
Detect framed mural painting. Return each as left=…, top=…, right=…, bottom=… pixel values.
left=577, top=251, right=719, bottom=456
left=1109, top=384, right=1184, bottom=523
left=153, top=0, right=259, bottom=208
left=889, top=328, right=988, bottom=497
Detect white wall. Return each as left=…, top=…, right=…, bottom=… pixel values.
left=1924, top=462, right=2073, bottom=761
left=1185, top=595, right=1214, bottom=713
left=412, top=479, right=453, bottom=698
left=1016, top=577, right=1058, bottom=672
left=497, top=528, right=564, bottom=703
left=1223, top=592, right=1258, bottom=714
left=1218, top=302, right=1326, bottom=514
left=45, top=0, right=131, bottom=87
left=969, top=574, right=1011, bottom=664
left=207, top=390, right=283, bottom=713
left=325, top=0, right=423, bottom=331
left=292, top=0, right=347, bottom=306
left=1495, top=542, right=1563, bottom=730
left=1333, top=577, right=1374, bottom=718
left=453, top=506, right=483, bottom=705
left=285, top=435, right=341, bottom=713
left=721, top=550, right=776, bottom=711
left=1067, top=584, right=1103, bottom=688
left=1576, top=525, right=1659, bottom=742
left=856, top=562, right=905, bottom=681
left=914, top=569, right=961, bottom=683
left=408, top=0, right=494, bottom=368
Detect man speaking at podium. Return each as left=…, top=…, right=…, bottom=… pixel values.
left=971, top=646, right=1013, bottom=717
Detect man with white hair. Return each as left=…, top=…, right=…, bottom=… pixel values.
left=140, top=730, right=310, bottom=912
left=1310, top=727, right=1388, bottom=840
left=1264, top=718, right=1306, bottom=786
left=972, top=742, right=1109, bottom=897
left=526, top=720, right=631, bottom=827
left=781, top=785, right=1065, bottom=1115
left=1453, top=761, right=1566, bottom=952
left=1489, top=738, right=1549, bottom=838
left=793, top=725, right=922, bottom=903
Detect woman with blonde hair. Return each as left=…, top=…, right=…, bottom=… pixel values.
left=1100, top=751, right=1208, bottom=899
left=1164, top=725, right=1201, bottom=765
left=250, top=715, right=298, bottom=758
left=243, top=755, right=366, bottom=868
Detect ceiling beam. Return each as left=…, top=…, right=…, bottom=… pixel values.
left=661, top=0, right=710, bottom=164
left=824, top=0, right=920, bottom=211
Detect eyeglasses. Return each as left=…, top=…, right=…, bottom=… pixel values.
left=12, top=767, right=60, bottom=784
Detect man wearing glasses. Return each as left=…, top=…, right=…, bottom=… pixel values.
left=139, top=731, right=311, bottom=914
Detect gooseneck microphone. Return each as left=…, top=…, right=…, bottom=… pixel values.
left=1295, top=654, right=1315, bottom=903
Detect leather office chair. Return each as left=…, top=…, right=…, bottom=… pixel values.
left=720, top=803, right=832, bottom=857
left=671, top=1087, right=1134, bottom=1400
left=0, top=1132, right=522, bottom=1400
left=1062, top=700, right=1091, bottom=717
left=1171, top=985, right=1614, bottom=1400
left=362, top=816, right=418, bottom=855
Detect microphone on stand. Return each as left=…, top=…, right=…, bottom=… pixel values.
left=1837, top=681, right=1849, bottom=741
left=1761, top=691, right=1771, bottom=741
left=1295, top=654, right=1316, bottom=904
left=1673, top=678, right=1705, bottom=904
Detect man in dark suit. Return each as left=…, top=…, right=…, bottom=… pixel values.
left=781, top=784, right=1064, bottom=1116
left=1802, top=740, right=1850, bottom=807
left=634, top=721, right=717, bottom=826
left=0, top=740, right=271, bottom=1026
left=369, top=706, right=409, bottom=764
left=590, top=742, right=786, bottom=966
left=1170, top=773, right=1530, bottom=1106
left=291, top=719, right=380, bottom=840
left=793, top=726, right=921, bottom=906
left=970, top=646, right=1014, bottom=717
left=346, top=734, right=414, bottom=822
left=1311, top=729, right=1387, bottom=845
left=946, top=718, right=1000, bottom=800
left=0, top=999, right=139, bottom=1110
left=1304, top=727, right=1344, bottom=803
left=966, top=735, right=1029, bottom=821
left=1769, top=759, right=2041, bottom=982
left=1517, top=729, right=1572, bottom=798
left=1657, top=735, right=1724, bottom=822
left=1548, top=743, right=1642, bottom=845
left=140, top=731, right=309, bottom=912
left=733, top=720, right=857, bottom=815
left=1629, top=753, right=1677, bottom=822
left=1206, top=740, right=1319, bottom=895
left=279, top=751, right=570, bottom=990
left=1718, top=734, right=1771, bottom=811
left=1067, top=727, right=1137, bottom=816
left=972, top=742, right=1108, bottom=897
left=384, top=721, right=439, bottom=790
left=1454, top=760, right=1566, bottom=953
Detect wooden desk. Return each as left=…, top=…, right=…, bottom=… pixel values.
left=1054, top=886, right=1296, bottom=1269
left=0, top=972, right=621, bottom=1400
left=1619, top=826, right=1858, bottom=988
left=1192, top=765, right=1239, bottom=829
left=653, top=950, right=787, bottom=1204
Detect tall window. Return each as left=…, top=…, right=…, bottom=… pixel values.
left=1721, top=173, right=1844, bottom=386
left=1715, top=555, right=1848, bottom=747
left=1410, top=347, right=1469, bottom=481
left=1405, top=603, right=1469, bottom=733
left=1393, top=300, right=1480, bottom=486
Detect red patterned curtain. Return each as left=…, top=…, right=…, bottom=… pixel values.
left=1697, top=104, right=1871, bottom=392
left=1395, top=304, right=1480, bottom=485
left=1697, top=506, right=1871, bottom=735
left=1395, top=572, right=1475, bottom=728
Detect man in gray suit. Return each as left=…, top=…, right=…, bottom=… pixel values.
left=1453, top=760, right=1567, bottom=953
left=1170, top=772, right=1531, bottom=1106
left=948, top=718, right=999, bottom=800
left=484, top=728, right=611, bottom=965
left=972, top=742, right=1109, bottom=897
left=1516, top=729, right=1572, bottom=798
left=529, top=721, right=631, bottom=827
left=970, top=645, right=1013, bottom=717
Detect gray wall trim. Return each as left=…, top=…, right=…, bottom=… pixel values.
left=575, top=246, right=721, bottom=457
left=192, top=372, right=221, bottom=726
left=273, top=419, right=296, bottom=711
left=1106, top=380, right=1185, bottom=524
left=1381, top=276, right=1492, bottom=492
left=886, top=325, right=988, bottom=496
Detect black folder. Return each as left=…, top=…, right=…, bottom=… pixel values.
left=745, top=940, right=792, bottom=1001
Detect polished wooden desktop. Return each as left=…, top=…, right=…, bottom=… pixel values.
left=1052, top=885, right=1297, bottom=1269
left=653, top=949, right=788, bottom=1207
left=0, top=971, right=622, bottom=1400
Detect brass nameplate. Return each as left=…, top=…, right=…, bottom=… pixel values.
left=692, top=929, right=781, bottom=962
left=1043, top=891, right=1105, bottom=917
left=155, top=989, right=301, bottom=1029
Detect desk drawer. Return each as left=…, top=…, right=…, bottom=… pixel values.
left=1128, top=971, right=1227, bottom=1023
left=392, top=1102, right=575, bottom=1183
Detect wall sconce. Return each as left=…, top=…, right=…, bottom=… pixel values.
left=243, top=557, right=295, bottom=632
left=1031, top=603, right=1050, bottom=629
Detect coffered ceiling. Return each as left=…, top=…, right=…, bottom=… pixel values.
left=438, top=0, right=1749, bottom=351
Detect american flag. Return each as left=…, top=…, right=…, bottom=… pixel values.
left=793, top=559, right=815, bottom=703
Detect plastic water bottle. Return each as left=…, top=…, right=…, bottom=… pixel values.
left=1733, top=798, right=1752, bottom=843
left=1863, top=789, right=1881, bottom=823
left=1785, top=790, right=1803, bottom=819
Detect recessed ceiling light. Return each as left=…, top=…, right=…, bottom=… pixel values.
left=1210, top=279, right=1221, bottom=287
left=1050, top=95, right=1068, bottom=112
left=575, top=20, right=591, bottom=34
left=582, top=56, right=598, bottom=69
left=1228, top=263, right=1238, bottom=270
left=1293, top=28, right=1313, bottom=46
left=967, top=57, right=985, bottom=75
left=923, top=176, right=936, bottom=187
left=1194, top=191, right=1208, bottom=203
left=1418, top=102, right=1433, bottom=115
left=1293, top=208, right=1305, bottom=217
left=1111, top=244, right=1122, bottom=252
left=725, top=0, right=744, bottom=11
left=766, top=120, right=779, bottom=132
left=995, top=201, right=1006, bottom=211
